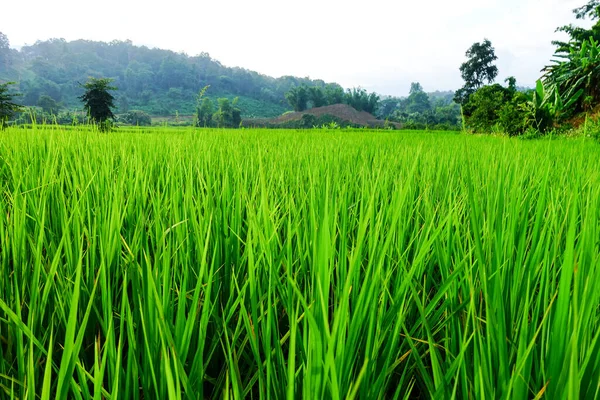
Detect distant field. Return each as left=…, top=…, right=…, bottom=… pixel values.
left=0, top=126, right=598, bottom=399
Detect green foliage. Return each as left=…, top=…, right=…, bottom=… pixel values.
left=385, top=87, right=460, bottom=129
left=119, top=110, right=152, bottom=126
left=285, top=84, right=381, bottom=115
left=194, top=85, right=213, bottom=127
left=463, top=84, right=512, bottom=132
left=324, top=83, right=345, bottom=105
left=196, top=97, right=214, bottom=127
left=0, top=81, right=22, bottom=129
left=462, top=79, right=561, bottom=135
left=498, top=93, right=530, bottom=136
left=36, top=94, right=61, bottom=115
left=344, top=87, right=379, bottom=114
left=285, top=85, right=309, bottom=112
left=79, top=77, right=117, bottom=130
left=406, top=82, right=431, bottom=114
left=0, top=32, right=12, bottom=73
left=543, top=37, right=599, bottom=116
left=212, top=97, right=241, bottom=128
left=308, top=86, right=327, bottom=108
left=301, top=113, right=317, bottom=128
left=0, top=36, right=352, bottom=117
left=454, top=39, right=499, bottom=105
left=553, top=1, right=600, bottom=54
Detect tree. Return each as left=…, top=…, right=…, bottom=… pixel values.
left=212, top=97, right=241, bottom=128
left=409, top=82, right=424, bottom=95
left=552, top=0, right=600, bottom=54
left=376, top=98, right=399, bottom=119
left=543, top=1, right=600, bottom=116
left=0, top=82, right=22, bottom=129
left=574, top=0, right=600, bottom=19
left=285, top=85, right=309, bottom=111
left=344, top=87, right=380, bottom=114
left=37, top=94, right=61, bottom=115
left=308, top=86, right=327, bottom=108
left=0, top=32, right=10, bottom=71
left=324, top=83, right=345, bottom=105
left=406, top=82, right=431, bottom=114
left=463, top=84, right=512, bottom=132
left=79, top=77, right=117, bottom=130
left=454, top=39, right=498, bottom=105
left=197, top=97, right=214, bottom=127
left=194, top=85, right=214, bottom=127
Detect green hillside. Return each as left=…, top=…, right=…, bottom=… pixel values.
left=0, top=37, right=342, bottom=118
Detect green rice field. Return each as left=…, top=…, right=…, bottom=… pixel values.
left=0, top=126, right=599, bottom=399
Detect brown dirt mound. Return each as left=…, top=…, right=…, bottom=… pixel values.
left=244, top=104, right=401, bottom=129
left=567, top=104, right=600, bottom=128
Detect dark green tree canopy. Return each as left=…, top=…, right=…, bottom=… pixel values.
left=285, top=85, right=309, bottom=112
left=37, top=94, right=61, bottom=115
left=454, top=39, right=498, bottom=105
left=406, top=82, right=431, bottom=114
left=0, top=81, right=22, bottom=129
left=79, top=77, right=117, bottom=125
left=574, top=0, right=600, bottom=19
left=212, top=97, right=241, bottom=128
left=196, top=97, right=214, bottom=127
left=461, top=39, right=498, bottom=88
left=553, top=1, right=600, bottom=54
left=0, top=32, right=11, bottom=72
left=409, top=82, right=424, bottom=95
left=344, top=87, right=379, bottom=114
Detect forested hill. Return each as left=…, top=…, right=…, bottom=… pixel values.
left=0, top=37, right=344, bottom=117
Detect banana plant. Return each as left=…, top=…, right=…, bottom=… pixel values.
left=542, top=37, right=600, bottom=115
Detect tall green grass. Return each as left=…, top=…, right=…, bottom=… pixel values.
left=0, top=126, right=598, bottom=399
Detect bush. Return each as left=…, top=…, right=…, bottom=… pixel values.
left=498, top=93, right=530, bottom=136
left=463, top=84, right=512, bottom=133
left=301, top=114, right=317, bottom=128
left=119, top=110, right=152, bottom=126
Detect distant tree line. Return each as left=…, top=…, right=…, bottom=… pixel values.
left=284, top=84, right=379, bottom=114
left=376, top=84, right=461, bottom=130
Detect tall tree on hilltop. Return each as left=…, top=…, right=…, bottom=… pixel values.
left=407, top=82, right=431, bottom=114
left=79, top=77, right=117, bottom=131
left=454, top=39, right=498, bottom=105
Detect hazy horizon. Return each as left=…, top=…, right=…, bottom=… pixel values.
left=2, top=0, right=591, bottom=96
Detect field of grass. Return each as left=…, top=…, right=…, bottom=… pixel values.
left=0, top=126, right=599, bottom=399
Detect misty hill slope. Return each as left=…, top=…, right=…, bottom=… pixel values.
left=0, top=38, right=343, bottom=117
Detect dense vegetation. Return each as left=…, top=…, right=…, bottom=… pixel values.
left=0, top=126, right=599, bottom=399
left=0, top=81, right=22, bottom=129
left=0, top=34, right=342, bottom=118
left=460, top=1, right=600, bottom=135
left=378, top=85, right=461, bottom=130
left=282, top=83, right=461, bottom=131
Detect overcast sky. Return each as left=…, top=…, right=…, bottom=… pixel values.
left=1, top=0, right=590, bottom=96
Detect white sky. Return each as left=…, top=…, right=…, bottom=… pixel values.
left=1, top=0, right=589, bottom=96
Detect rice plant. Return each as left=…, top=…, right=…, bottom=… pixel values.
left=0, top=126, right=598, bottom=399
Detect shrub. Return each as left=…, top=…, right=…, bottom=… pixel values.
left=119, top=110, right=152, bottom=126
